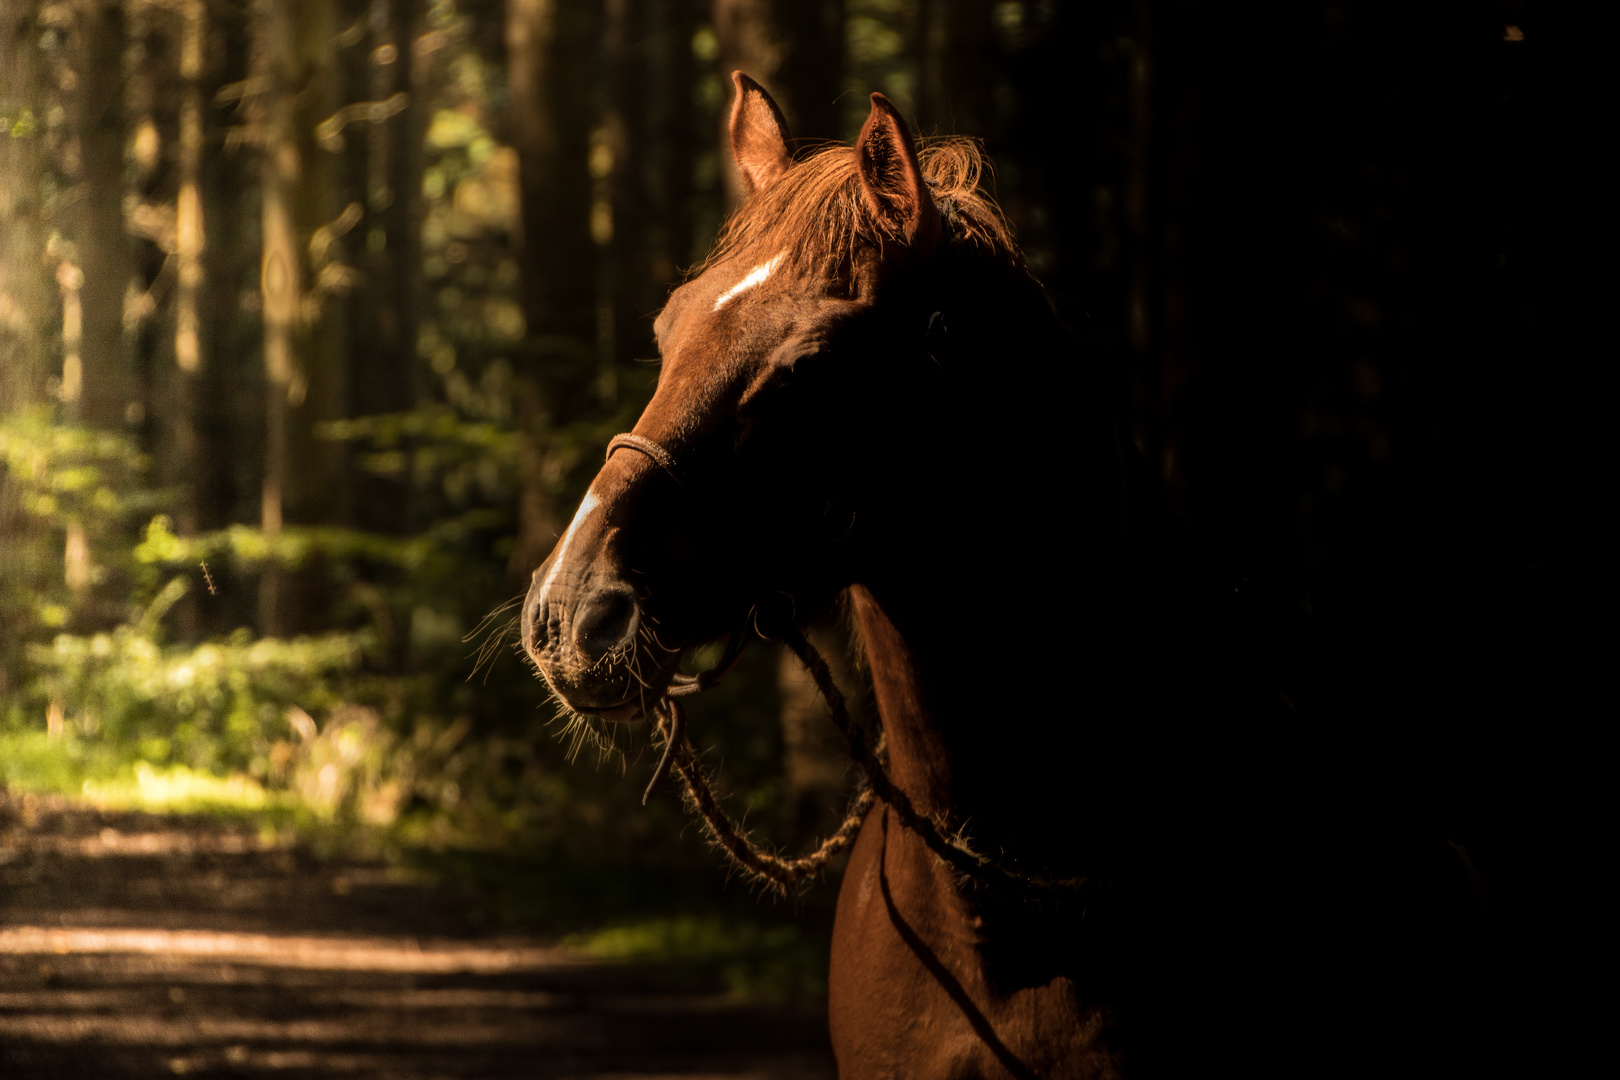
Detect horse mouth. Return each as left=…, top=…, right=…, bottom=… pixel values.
left=541, top=648, right=686, bottom=723
left=577, top=695, right=651, bottom=724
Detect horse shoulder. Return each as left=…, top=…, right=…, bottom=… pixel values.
left=829, top=806, right=1123, bottom=1079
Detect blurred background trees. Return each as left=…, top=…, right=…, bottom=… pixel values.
left=0, top=0, right=1580, bottom=933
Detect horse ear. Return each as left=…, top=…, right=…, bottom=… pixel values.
left=729, top=71, right=793, bottom=197
left=855, top=93, right=940, bottom=254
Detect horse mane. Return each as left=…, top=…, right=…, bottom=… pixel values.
left=694, top=137, right=1022, bottom=285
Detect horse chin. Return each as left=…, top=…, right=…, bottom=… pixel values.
left=593, top=700, right=648, bottom=724
left=542, top=648, right=684, bottom=724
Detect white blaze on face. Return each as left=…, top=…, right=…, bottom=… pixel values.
left=536, top=491, right=599, bottom=611
left=712, top=254, right=783, bottom=311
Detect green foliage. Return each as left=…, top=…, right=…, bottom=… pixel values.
left=569, top=915, right=829, bottom=999
left=27, top=614, right=365, bottom=776
left=0, top=402, right=792, bottom=873
left=0, top=409, right=149, bottom=527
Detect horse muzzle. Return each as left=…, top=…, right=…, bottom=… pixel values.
left=519, top=469, right=691, bottom=719
left=522, top=559, right=658, bottom=717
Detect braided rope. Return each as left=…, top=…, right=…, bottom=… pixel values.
left=653, top=697, right=874, bottom=891
left=643, top=626, right=1091, bottom=898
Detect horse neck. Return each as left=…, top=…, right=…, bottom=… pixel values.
left=848, top=271, right=1151, bottom=849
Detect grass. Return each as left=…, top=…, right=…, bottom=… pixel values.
left=568, top=914, right=830, bottom=999
left=0, top=731, right=284, bottom=813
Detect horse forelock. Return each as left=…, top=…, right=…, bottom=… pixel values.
left=693, top=137, right=1021, bottom=288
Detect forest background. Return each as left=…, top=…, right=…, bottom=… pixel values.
left=0, top=0, right=1591, bottom=987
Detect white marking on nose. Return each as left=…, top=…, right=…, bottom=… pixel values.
left=712, top=254, right=783, bottom=311
left=536, top=492, right=600, bottom=612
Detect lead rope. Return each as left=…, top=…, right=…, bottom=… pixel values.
left=645, top=621, right=1090, bottom=898
left=604, top=433, right=1086, bottom=897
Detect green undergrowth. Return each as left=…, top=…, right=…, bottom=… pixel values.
left=568, top=915, right=830, bottom=999
left=1, top=403, right=835, bottom=1000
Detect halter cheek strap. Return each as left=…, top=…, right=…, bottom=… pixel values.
left=606, top=433, right=678, bottom=478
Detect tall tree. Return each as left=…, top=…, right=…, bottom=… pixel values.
left=641, top=0, right=696, bottom=286
left=171, top=0, right=206, bottom=539
left=283, top=0, right=344, bottom=545
left=252, top=0, right=300, bottom=634
left=601, top=0, right=697, bottom=381
left=0, top=2, right=52, bottom=412
left=65, top=0, right=132, bottom=433
left=505, top=0, right=601, bottom=575
left=914, top=0, right=992, bottom=138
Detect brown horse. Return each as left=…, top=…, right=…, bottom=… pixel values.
left=521, top=74, right=1492, bottom=1079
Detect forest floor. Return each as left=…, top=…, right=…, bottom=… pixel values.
left=0, top=794, right=836, bottom=1079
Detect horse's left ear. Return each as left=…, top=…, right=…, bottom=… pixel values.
left=729, top=72, right=793, bottom=197
left=855, top=93, right=940, bottom=255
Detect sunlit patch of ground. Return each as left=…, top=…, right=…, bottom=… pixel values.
left=0, top=794, right=835, bottom=1079
left=0, top=926, right=578, bottom=974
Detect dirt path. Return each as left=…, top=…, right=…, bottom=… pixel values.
left=0, top=795, right=835, bottom=1079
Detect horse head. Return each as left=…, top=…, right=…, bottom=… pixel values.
left=520, top=74, right=1037, bottom=725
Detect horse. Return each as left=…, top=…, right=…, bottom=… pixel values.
left=520, top=73, right=1497, bottom=1079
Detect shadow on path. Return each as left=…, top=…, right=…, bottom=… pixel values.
left=0, top=794, right=835, bottom=1079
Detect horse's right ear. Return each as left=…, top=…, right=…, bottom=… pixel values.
left=729, top=72, right=793, bottom=197
left=855, top=93, right=939, bottom=255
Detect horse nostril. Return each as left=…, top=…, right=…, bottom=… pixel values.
left=573, top=588, right=639, bottom=662
left=524, top=593, right=548, bottom=654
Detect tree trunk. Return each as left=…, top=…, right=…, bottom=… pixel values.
left=67, top=0, right=131, bottom=431
left=0, top=1, right=54, bottom=413
left=171, top=0, right=206, bottom=551
left=643, top=0, right=695, bottom=280
left=283, top=0, right=344, bottom=562
left=505, top=0, right=600, bottom=577
left=254, top=0, right=300, bottom=635
left=914, top=0, right=993, bottom=139
left=772, top=0, right=842, bottom=141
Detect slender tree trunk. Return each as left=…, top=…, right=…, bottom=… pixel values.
left=505, top=0, right=600, bottom=576
left=385, top=0, right=421, bottom=425
left=1125, top=0, right=1153, bottom=464
left=365, top=0, right=421, bottom=434
left=772, top=0, right=842, bottom=141
left=254, top=0, right=300, bottom=635
left=914, top=0, right=993, bottom=138
left=0, top=2, right=54, bottom=413
left=0, top=1, right=56, bottom=677
left=54, top=1, right=121, bottom=606
left=283, top=0, right=343, bottom=561
left=68, top=0, right=131, bottom=432
left=600, top=0, right=645, bottom=402
left=644, top=0, right=695, bottom=280
left=172, top=0, right=206, bottom=547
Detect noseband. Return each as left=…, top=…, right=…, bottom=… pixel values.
left=606, top=432, right=678, bottom=476
left=593, top=432, right=1086, bottom=897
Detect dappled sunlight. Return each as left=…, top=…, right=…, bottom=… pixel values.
left=80, top=763, right=275, bottom=814
left=0, top=926, right=577, bottom=975
left=0, top=798, right=837, bottom=1077
left=0, top=825, right=286, bottom=860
